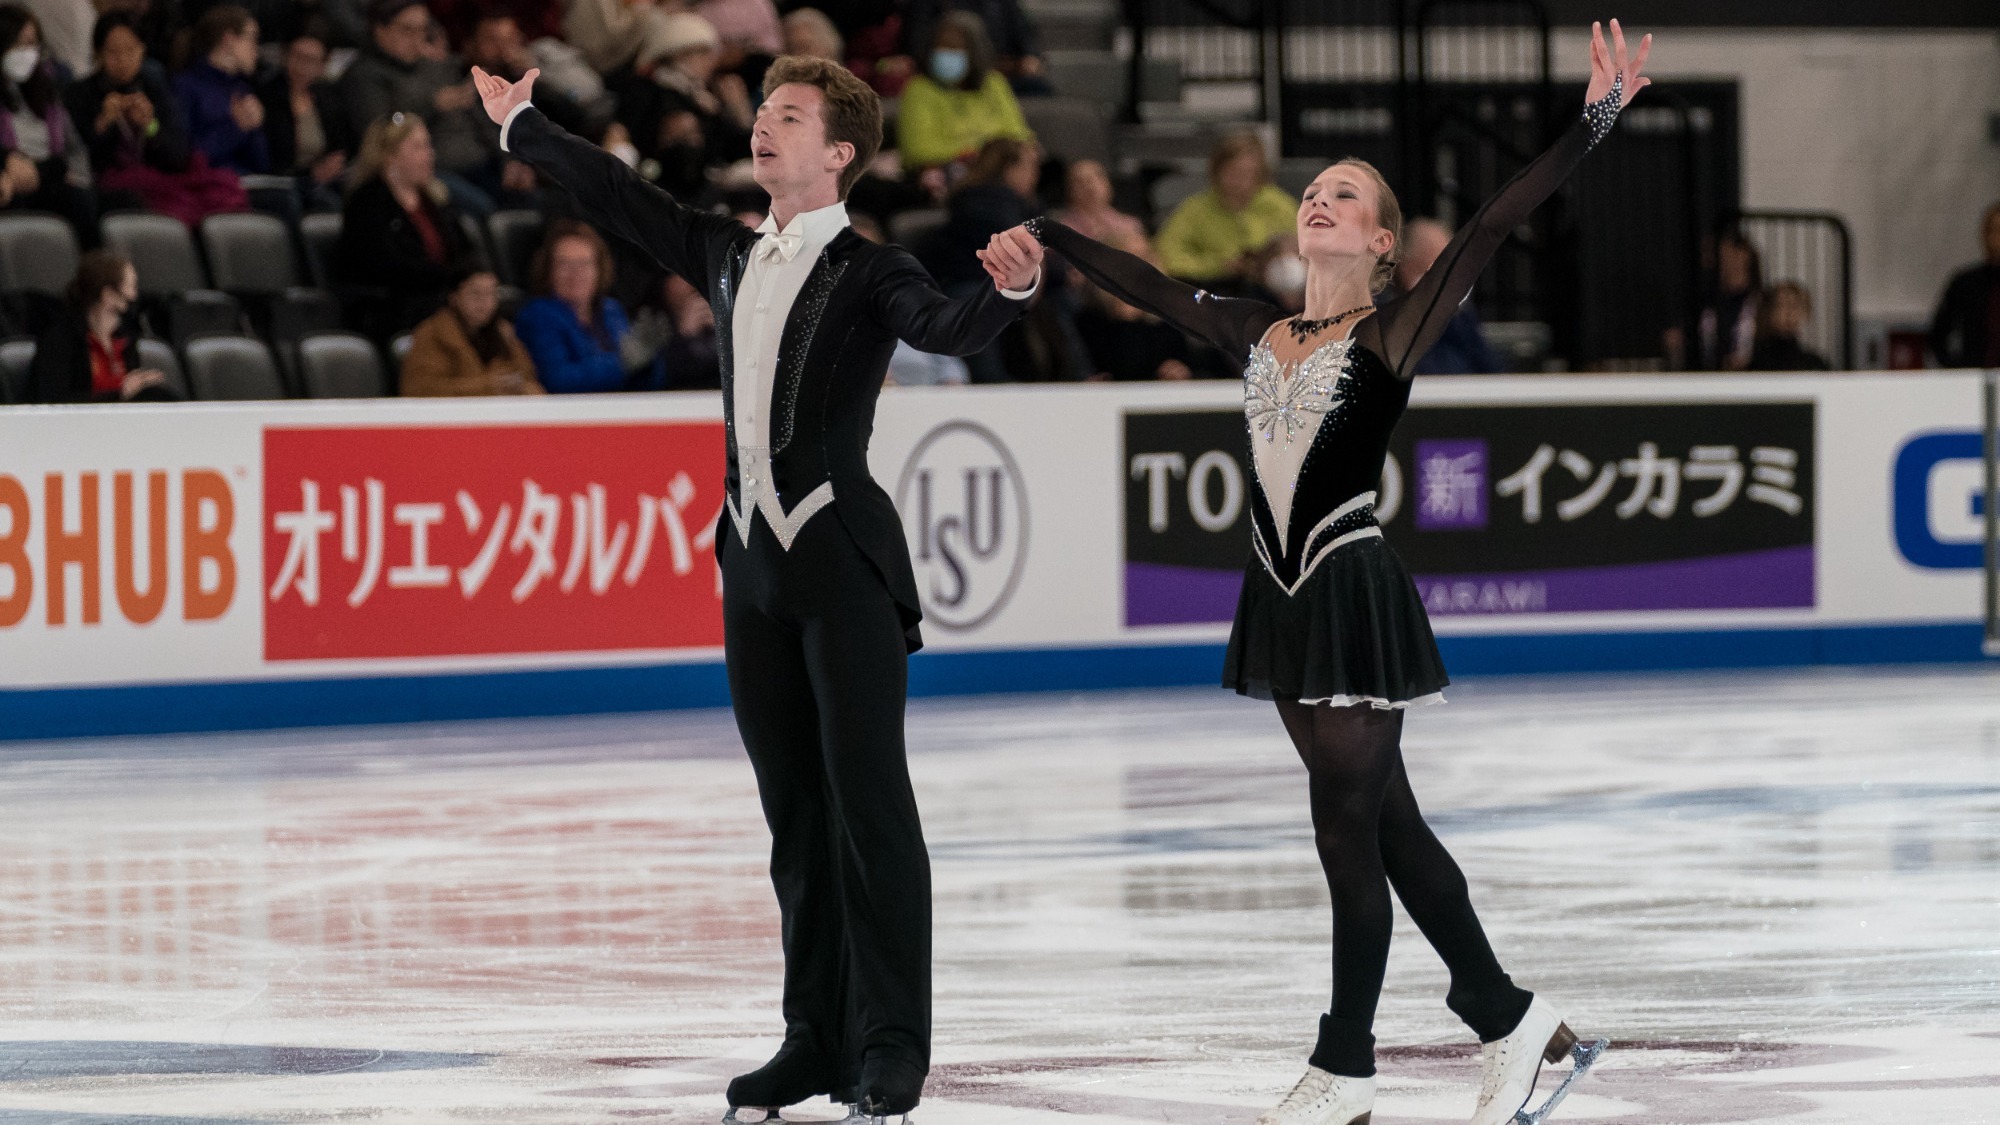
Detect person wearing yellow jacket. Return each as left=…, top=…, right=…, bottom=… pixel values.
left=1155, top=130, right=1299, bottom=284
left=894, top=10, right=1031, bottom=172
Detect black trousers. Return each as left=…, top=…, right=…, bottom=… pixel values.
left=720, top=508, right=932, bottom=1088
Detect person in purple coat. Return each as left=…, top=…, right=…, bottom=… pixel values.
left=170, top=4, right=269, bottom=175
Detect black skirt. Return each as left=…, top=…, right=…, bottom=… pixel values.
left=1222, top=535, right=1449, bottom=708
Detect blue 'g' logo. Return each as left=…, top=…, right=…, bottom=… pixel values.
left=1892, top=432, right=1985, bottom=569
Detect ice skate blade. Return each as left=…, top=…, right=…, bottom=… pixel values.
left=1510, top=1038, right=1608, bottom=1125
left=835, top=1112, right=912, bottom=1125
left=722, top=1110, right=783, bottom=1124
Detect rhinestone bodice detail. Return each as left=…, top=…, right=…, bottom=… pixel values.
left=1245, top=337, right=1355, bottom=552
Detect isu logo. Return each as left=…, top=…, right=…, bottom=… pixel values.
left=896, top=420, right=1028, bottom=632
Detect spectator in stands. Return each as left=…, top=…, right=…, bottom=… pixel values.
left=612, top=12, right=752, bottom=204
left=400, top=262, right=543, bottom=396
left=1682, top=228, right=1761, bottom=370
left=30, top=248, right=182, bottom=402
left=1075, top=233, right=1193, bottom=382
left=564, top=0, right=660, bottom=76
left=336, top=112, right=478, bottom=339
left=1747, top=281, right=1830, bottom=371
left=1393, top=217, right=1504, bottom=375
left=844, top=209, right=970, bottom=386
left=0, top=4, right=101, bottom=235
left=782, top=8, right=842, bottom=63
left=338, top=0, right=508, bottom=214
left=1929, top=201, right=2000, bottom=369
left=1054, top=158, right=1141, bottom=247
left=896, top=10, right=1032, bottom=176
left=171, top=5, right=269, bottom=176
left=1155, top=131, right=1297, bottom=288
left=427, top=0, right=562, bottom=47
left=904, top=0, right=1047, bottom=96
left=659, top=272, right=720, bottom=390
left=67, top=12, right=241, bottom=227
left=257, top=30, right=351, bottom=212
left=461, top=11, right=609, bottom=140
left=514, top=219, right=668, bottom=393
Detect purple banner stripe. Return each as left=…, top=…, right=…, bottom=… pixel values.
left=1124, top=545, right=1816, bottom=625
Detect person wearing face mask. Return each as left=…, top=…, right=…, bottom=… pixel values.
left=30, top=249, right=182, bottom=403
left=894, top=9, right=1031, bottom=175
left=901, top=0, right=1047, bottom=96
left=171, top=4, right=269, bottom=175
left=0, top=4, right=100, bottom=237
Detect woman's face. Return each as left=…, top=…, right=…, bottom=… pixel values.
left=450, top=271, right=500, bottom=328
left=220, top=22, right=259, bottom=73
left=1066, top=160, right=1111, bottom=210
left=1296, top=163, right=1391, bottom=265
left=1215, top=151, right=1264, bottom=210
left=13, top=19, right=38, bottom=52
left=388, top=122, right=435, bottom=185
left=99, top=264, right=137, bottom=316
left=549, top=237, right=600, bottom=308
left=100, top=25, right=144, bottom=85
left=286, top=36, right=326, bottom=86
left=1767, top=287, right=1809, bottom=336
left=1717, top=239, right=1754, bottom=292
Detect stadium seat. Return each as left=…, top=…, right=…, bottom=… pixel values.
left=136, top=337, right=187, bottom=398
left=1149, top=169, right=1208, bottom=218
left=1020, top=97, right=1113, bottom=165
left=457, top=211, right=493, bottom=267
left=165, top=289, right=248, bottom=350
left=0, top=213, right=82, bottom=297
left=199, top=212, right=300, bottom=297
left=299, top=212, right=343, bottom=288
left=0, top=336, right=34, bottom=403
left=485, top=209, right=544, bottom=287
left=102, top=212, right=208, bottom=295
left=268, top=288, right=346, bottom=393
left=183, top=336, right=285, bottom=400
left=297, top=332, right=387, bottom=398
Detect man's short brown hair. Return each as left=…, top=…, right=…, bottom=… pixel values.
left=761, top=55, right=882, bottom=199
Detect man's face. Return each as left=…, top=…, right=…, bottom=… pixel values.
left=467, top=17, right=525, bottom=72
left=286, top=36, right=326, bottom=85
left=751, top=83, right=849, bottom=199
left=375, top=6, right=428, bottom=64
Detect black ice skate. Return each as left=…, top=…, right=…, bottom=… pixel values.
left=723, top=1038, right=836, bottom=1124
left=836, top=1054, right=921, bottom=1124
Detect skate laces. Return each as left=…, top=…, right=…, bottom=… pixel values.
left=1274, top=1066, right=1338, bottom=1113
left=1475, top=1037, right=1518, bottom=1105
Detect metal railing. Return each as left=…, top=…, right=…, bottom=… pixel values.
left=1735, top=210, right=1854, bottom=371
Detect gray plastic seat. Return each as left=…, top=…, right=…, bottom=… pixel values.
left=184, top=336, right=285, bottom=400
left=102, top=212, right=209, bottom=295
left=0, top=213, right=82, bottom=297
left=485, top=209, right=544, bottom=286
left=1021, top=96, right=1112, bottom=165
left=136, top=337, right=187, bottom=398
left=0, top=336, right=35, bottom=403
left=298, top=212, right=343, bottom=288
left=200, top=212, right=300, bottom=296
left=1150, top=170, right=1209, bottom=218
left=297, top=332, right=385, bottom=398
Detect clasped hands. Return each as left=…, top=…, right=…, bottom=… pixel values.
left=977, top=226, right=1042, bottom=294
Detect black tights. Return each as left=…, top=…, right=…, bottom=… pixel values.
left=1276, top=699, right=1533, bottom=1077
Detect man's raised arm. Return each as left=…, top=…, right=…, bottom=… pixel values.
left=472, top=66, right=735, bottom=289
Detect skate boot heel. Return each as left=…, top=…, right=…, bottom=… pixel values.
left=722, top=1110, right=782, bottom=1124
left=1541, top=1023, right=1578, bottom=1065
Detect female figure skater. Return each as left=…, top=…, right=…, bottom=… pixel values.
left=978, top=19, right=1651, bottom=1125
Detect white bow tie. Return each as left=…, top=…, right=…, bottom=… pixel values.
left=758, top=231, right=805, bottom=262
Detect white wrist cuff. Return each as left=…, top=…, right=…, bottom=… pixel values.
left=498, top=102, right=531, bottom=151
left=1000, top=266, right=1041, bottom=301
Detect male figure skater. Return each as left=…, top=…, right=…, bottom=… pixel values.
left=473, top=55, right=1044, bottom=1125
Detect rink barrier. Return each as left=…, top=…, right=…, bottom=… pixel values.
left=3, top=374, right=1996, bottom=739
left=1, top=621, right=1987, bottom=741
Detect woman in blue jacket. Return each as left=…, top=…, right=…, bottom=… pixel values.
left=513, top=219, right=668, bottom=392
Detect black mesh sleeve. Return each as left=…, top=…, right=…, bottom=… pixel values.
left=1028, top=217, right=1284, bottom=358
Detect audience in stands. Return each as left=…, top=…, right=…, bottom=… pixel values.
left=400, top=262, right=542, bottom=396
left=427, top=0, right=563, bottom=47
left=0, top=5, right=99, bottom=235
left=563, top=0, right=658, bottom=76
left=1074, top=234, right=1193, bottom=382
left=1395, top=217, right=1504, bottom=375
left=30, top=248, right=181, bottom=402
left=659, top=272, right=720, bottom=390
left=1054, top=158, right=1141, bottom=248
left=27, top=0, right=91, bottom=76
left=781, top=8, right=842, bottom=63
left=339, top=0, right=508, bottom=214
left=171, top=4, right=268, bottom=175
left=698, top=0, right=781, bottom=82
left=1747, top=281, right=1830, bottom=371
left=513, top=219, right=668, bottom=393
left=612, top=11, right=752, bottom=203
left=1676, top=228, right=1762, bottom=371
left=904, top=0, right=1045, bottom=96
left=257, top=30, right=351, bottom=212
left=336, top=112, right=477, bottom=341
left=1929, top=201, right=2000, bottom=369
left=896, top=10, right=1032, bottom=179
left=461, top=12, right=609, bottom=140
left=68, top=11, right=245, bottom=226
left=1155, top=131, right=1296, bottom=290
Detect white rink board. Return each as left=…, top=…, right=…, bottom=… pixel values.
left=0, top=371, right=1989, bottom=698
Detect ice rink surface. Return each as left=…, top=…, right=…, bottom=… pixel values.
left=2, top=665, right=1997, bottom=1124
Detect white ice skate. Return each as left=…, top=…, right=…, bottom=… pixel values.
left=721, top=1110, right=783, bottom=1124
left=1254, top=1067, right=1375, bottom=1125
left=1469, top=997, right=1607, bottom=1125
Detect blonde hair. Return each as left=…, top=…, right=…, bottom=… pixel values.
left=1331, top=157, right=1402, bottom=293
left=349, top=113, right=447, bottom=205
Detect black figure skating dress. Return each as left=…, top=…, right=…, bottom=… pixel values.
left=1030, top=90, right=1621, bottom=707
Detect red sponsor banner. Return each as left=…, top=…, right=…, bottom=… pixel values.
left=263, top=424, right=726, bottom=660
